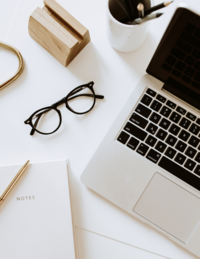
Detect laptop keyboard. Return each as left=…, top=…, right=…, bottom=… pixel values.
left=117, top=88, right=200, bottom=191
left=162, top=23, right=200, bottom=90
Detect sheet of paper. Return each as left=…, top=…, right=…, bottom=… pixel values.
left=0, top=159, right=76, bottom=259
left=4, top=0, right=199, bottom=258
left=75, top=227, right=169, bottom=259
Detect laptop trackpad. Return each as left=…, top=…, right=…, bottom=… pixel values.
left=134, top=173, right=200, bottom=244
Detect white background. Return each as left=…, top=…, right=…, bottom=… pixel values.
left=0, top=0, right=200, bottom=258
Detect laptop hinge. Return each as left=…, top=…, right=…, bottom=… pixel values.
left=162, top=77, right=200, bottom=113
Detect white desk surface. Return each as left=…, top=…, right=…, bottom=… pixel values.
left=0, top=0, right=199, bottom=259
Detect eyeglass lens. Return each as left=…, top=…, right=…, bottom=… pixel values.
left=31, top=108, right=60, bottom=134
left=67, top=86, right=95, bottom=113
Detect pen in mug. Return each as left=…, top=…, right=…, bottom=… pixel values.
left=145, top=1, right=173, bottom=16
left=137, top=3, right=144, bottom=18
left=129, top=12, right=163, bottom=25
left=128, top=1, right=172, bottom=22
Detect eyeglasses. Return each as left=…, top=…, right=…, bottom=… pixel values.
left=24, top=81, right=104, bottom=135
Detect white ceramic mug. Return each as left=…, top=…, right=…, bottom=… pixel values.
left=106, top=0, right=154, bottom=52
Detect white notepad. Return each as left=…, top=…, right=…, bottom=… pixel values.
left=0, top=159, right=76, bottom=259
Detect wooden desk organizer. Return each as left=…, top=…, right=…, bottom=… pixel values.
left=28, top=0, right=90, bottom=66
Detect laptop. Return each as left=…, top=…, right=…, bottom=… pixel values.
left=81, top=4, right=200, bottom=258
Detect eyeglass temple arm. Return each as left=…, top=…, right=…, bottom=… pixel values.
left=30, top=114, right=42, bottom=135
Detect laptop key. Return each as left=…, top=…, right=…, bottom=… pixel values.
left=188, top=136, right=200, bottom=148
left=124, top=122, right=147, bottom=141
left=162, top=63, right=172, bottom=72
left=166, top=55, right=176, bottom=66
left=194, top=165, right=200, bottom=176
left=129, top=113, right=148, bottom=129
left=165, top=134, right=177, bottom=146
left=159, top=157, right=200, bottom=191
left=169, top=124, right=181, bottom=136
left=146, top=149, right=161, bottom=163
left=145, top=135, right=157, bottom=147
left=181, top=31, right=200, bottom=49
left=169, top=112, right=181, bottom=123
left=117, top=131, right=130, bottom=144
left=175, top=61, right=186, bottom=72
left=176, top=106, right=186, bottom=115
left=176, top=39, right=193, bottom=53
left=146, top=88, right=156, bottom=97
left=189, top=123, right=200, bottom=135
left=171, top=47, right=186, bottom=60
left=156, top=94, right=166, bottom=103
left=127, top=137, right=139, bottom=150
left=172, top=69, right=181, bottom=77
left=197, top=118, right=200, bottom=125
left=136, top=143, right=149, bottom=156
left=149, top=112, right=161, bottom=124
left=135, top=103, right=151, bottom=118
left=179, top=118, right=191, bottom=129
left=186, top=112, right=196, bottom=121
left=185, top=146, right=197, bottom=158
left=174, top=153, right=186, bottom=165
left=185, top=67, right=195, bottom=77
left=185, top=56, right=195, bottom=66
left=159, top=118, right=171, bottom=130
left=146, top=123, right=158, bottom=135
left=140, top=94, right=152, bottom=106
left=156, top=129, right=168, bottom=141
left=150, top=100, right=162, bottom=112
left=166, top=100, right=176, bottom=109
left=195, top=153, right=200, bottom=163
left=165, top=147, right=176, bottom=159
left=184, top=159, right=196, bottom=171
left=175, top=140, right=187, bottom=152
left=160, top=106, right=172, bottom=117
left=179, top=130, right=190, bottom=141
left=155, top=141, right=167, bottom=153
left=192, top=49, right=200, bottom=59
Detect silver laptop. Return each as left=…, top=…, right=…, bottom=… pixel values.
left=81, top=4, right=200, bottom=257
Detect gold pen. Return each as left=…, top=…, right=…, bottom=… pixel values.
left=0, top=160, right=30, bottom=205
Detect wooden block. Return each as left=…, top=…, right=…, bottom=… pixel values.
left=28, top=0, right=90, bottom=66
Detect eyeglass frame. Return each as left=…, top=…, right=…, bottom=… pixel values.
left=24, top=81, right=104, bottom=135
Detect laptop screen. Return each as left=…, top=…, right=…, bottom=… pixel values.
left=147, top=8, right=200, bottom=111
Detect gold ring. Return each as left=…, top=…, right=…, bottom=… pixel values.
left=0, top=41, right=24, bottom=91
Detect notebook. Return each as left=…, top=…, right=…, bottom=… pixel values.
left=0, top=159, right=76, bottom=259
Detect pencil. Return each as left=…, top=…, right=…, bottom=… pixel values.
left=145, top=1, right=173, bottom=16
left=129, top=13, right=163, bottom=25
left=0, top=160, right=30, bottom=205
